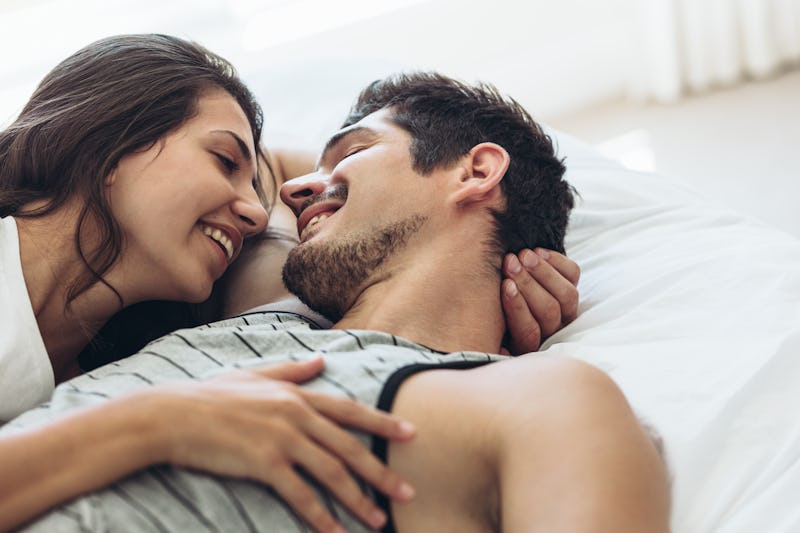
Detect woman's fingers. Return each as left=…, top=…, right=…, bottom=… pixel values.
left=300, top=393, right=415, bottom=499
left=190, top=361, right=415, bottom=531
left=251, top=356, right=326, bottom=382
left=283, top=434, right=392, bottom=531
left=253, top=358, right=416, bottom=442
left=522, top=249, right=580, bottom=324
left=267, top=462, right=349, bottom=533
left=501, top=277, right=542, bottom=354
left=303, top=388, right=416, bottom=441
left=501, top=249, right=581, bottom=354
left=533, top=248, right=581, bottom=285
left=244, top=387, right=412, bottom=532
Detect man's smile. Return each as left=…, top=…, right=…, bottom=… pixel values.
left=297, top=200, right=344, bottom=241
left=283, top=180, right=349, bottom=241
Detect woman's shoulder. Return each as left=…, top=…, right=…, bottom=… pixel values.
left=0, top=216, right=29, bottom=314
left=0, top=215, right=54, bottom=423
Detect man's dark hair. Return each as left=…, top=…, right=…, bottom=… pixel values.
left=342, top=72, right=574, bottom=257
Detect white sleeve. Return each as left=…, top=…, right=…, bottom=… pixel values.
left=0, top=216, right=54, bottom=424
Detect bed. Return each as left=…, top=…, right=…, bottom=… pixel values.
left=548, top=128, right=800, bottom=532
left=5, top=94, right=800, bottom=532
left=265, top=73, right=800, bottom=531
left=264, top=83, right=800, bottom=529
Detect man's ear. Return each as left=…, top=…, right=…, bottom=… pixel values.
left=449, top=142, right=509, bottom=206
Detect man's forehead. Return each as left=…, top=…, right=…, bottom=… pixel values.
left=353, top=107, right=395, bottom=128
left=316, top=110, right=402, bottom=171
left=321, top=124, right=377, bottom=155
left=324, top=109, right=394, bottom=149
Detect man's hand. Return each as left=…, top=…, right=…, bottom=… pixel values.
left=154, top=357, right=415, bottom=533
left=501, top=248, right=580, bottom=354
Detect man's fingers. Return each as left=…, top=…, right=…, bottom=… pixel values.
left=501, top=278, right=542, bottom=354
left=252, top=356, right=325, bottom=383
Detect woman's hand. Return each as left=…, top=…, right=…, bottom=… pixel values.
left=501, top=248, right=581, bottom=354
left=154, top=357, right=414, bottom=533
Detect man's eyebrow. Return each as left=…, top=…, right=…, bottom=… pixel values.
left=317, top=126, right=375, bottom=170
left=211, top=129, right=253, bottom=161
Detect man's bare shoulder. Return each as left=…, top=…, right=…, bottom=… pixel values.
left=390, top=355, right=629, bottom=432
left=386, top=356, right=671, bottom=532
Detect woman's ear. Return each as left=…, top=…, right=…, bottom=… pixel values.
left=104, top=167, right=117, bottom=186
left=449, top=142, right=509, bottom=206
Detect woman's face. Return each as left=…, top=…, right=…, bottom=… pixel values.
left=105, top=88, right=269, bottom=304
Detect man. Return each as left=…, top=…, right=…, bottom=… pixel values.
left=6, top=73, right=669, bottom=532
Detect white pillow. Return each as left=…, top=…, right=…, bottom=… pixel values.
left=545, top=129, right=800, bottom=533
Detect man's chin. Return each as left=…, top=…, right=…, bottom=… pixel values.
left=281, top=214, right=426, bottom=324
left=281, top=246, right=347, bottom=323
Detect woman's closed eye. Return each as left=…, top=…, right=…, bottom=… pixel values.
left=215, top=153, right=240, bottom=173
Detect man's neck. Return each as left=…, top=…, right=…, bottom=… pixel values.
left=333, top=244, right=506, bottom=354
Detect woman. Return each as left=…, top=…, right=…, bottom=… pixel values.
left=0, top=34, right=418, bottom=533
left=0, top=34, right=580, bottom=532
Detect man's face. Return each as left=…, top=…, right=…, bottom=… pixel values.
left=279, top=108, right=441, bottom=320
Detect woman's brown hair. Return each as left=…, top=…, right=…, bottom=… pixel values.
left=0, top=33, right=268, bottom=306
left=0, top=34, right=272, bottom=367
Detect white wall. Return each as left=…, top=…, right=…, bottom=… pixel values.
left=0, top=0, right=639, bottom=144
left=242, top=0, right=639, bottom=146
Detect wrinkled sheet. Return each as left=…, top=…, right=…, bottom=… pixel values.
left=546, top=129, right=800, bottom=533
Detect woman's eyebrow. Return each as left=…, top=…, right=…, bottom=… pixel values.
left=210, top=129, right=253, bottom=161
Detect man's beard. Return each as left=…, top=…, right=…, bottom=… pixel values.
left=282, top=214, right=427, bottom=322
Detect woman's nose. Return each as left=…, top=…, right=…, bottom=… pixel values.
left=232, top=187, right=270, bottom=236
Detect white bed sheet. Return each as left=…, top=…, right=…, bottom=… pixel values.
left=546, top=130, right=800, bottom=532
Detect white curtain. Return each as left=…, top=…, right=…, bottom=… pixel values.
left=630, top=0, right=800, bottom=101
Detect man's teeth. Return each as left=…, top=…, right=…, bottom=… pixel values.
left=306, top=213, right=330, bottom=231
left=202, top=226, right=233, bottom=260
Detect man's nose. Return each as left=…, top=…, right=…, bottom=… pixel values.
left=280, top=172, right=328, bottom=216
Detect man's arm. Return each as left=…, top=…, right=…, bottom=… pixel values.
left=496, top=357, right=670, bottom=532
left=386, top=356, right=671, bottom=532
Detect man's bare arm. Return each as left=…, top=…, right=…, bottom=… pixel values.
left=386, top=356, right=670, bottom=532
left=496, top=357, right=670, bottom=532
